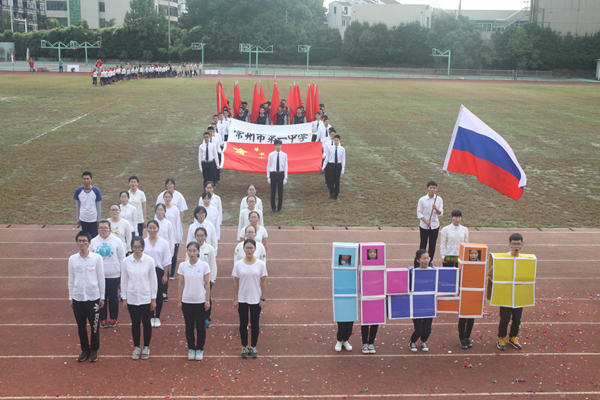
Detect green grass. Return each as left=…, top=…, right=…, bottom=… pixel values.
left=0, top=74, right=599, bottom=227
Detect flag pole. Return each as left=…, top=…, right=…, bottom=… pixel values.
left=427, top=170, right=445, bottom=229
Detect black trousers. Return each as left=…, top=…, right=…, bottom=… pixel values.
left=137, top=223, right=144, bottom=237
left=336, top=321, right=354, bottom=342
left=182, top=302, right=207, bottom=350
left=361, top=324, right=378, bottom=344
left=72, top=299, right=100, bottom=351
left=128, top=303, right=152, bottom=347
left=100, top=277, right=120, bottom=321
left=410, top=318, right=433, bottom=343
left=326, top=163, right=342, bottom=197
left=216, top=154, right=221, bottom=182
left=419, top=227, right=440, bottom=261
left=498, top=307, right=523, bottom=337
left=164, top=243, right=179, bottom=297
left=80, top=221, right=98, bottom=238
left=458, top=318, right=475, bottom=340
left=238, top=303, right=261, bottom=347
left=202, top=161, right=216, bottom=187
left=270, top=171, right=284, bottom=211
left=153, top=267, right=164, bottom=318
left=207, top=281, right=213, bottom=319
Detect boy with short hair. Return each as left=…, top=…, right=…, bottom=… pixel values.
left=68, top=231, right=105, bottom=362
left=267, top=139, right=288, bottom=213
left=292, top=107, right=307, bottom=124
left=417, top=181, right=443, bottom=264
left=198, top=132, right=219, bottom=186
left=494, top=233, right=525, bottom=350
left=322, top=134, right=345, bottom=200
left=75, top=172, right=102, bottom=238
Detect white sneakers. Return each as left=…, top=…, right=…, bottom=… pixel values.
left=335, top=341, right=352, bottom=351
left=151, top=318, right=162, bottom=327
left=335, top=341, right=343, bottom=352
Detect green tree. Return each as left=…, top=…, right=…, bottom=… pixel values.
left=124, top=0, right=167, bottom=59
left=426, top=13, right=483, bottom=69
left=45, top=18, right=64, bottom=30
left=506, top=27, right=541, bottom=69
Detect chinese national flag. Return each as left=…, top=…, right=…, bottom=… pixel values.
left=222, top=142, right=323, bottom=174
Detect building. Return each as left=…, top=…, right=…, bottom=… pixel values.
left=0, top=0, right=46, bottom=32
left=45, top=0, right=178, bottom=30
left=327, top=0, right=434, bottom=39
left=445, top=9, right=530, bottom=39
left=530, top=0, right=600, bottom=36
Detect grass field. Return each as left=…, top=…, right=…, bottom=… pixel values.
left=0, top=74, right=599, bottom=227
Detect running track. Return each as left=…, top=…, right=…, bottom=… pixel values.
left=1, top=225, right=599, bottom=399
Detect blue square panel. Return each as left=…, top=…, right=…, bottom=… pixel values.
left=388, top=294, right=411, bottom=319
left=333, top=244, right=358, bottom=268
left=412, top=294, right=436, bottom=318
left=411, top=268, right=437, bottom=292
left=334, top=296, right=358, bottom=322
left=333, top=269, right=357, bottom=295
left=437, top=267, right=459, bottom=294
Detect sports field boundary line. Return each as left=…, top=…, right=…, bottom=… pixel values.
left=0, top=297, right=597, bottom=301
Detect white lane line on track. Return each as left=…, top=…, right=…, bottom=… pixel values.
left=1, top=276, right=599, bottom=281
left=0, top=297, right=596, bottom=301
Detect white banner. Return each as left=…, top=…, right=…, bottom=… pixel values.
left=228, top=118, right=313, bottom=144
left=204, top=70, right=222, bottom=75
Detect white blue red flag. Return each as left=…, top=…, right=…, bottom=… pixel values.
left=443, top=105, right=527, bottom=200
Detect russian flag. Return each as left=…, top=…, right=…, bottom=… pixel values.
left=443, top=105, right=527, bottom=200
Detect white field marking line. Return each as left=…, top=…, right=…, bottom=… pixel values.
left=1, top=321, right=599, bottom=327
left=15, top=104, right=111, bottom=146
left=2, top=276, right=599, bottom=281
left=1, top=352, right=599, bottom=360
left=0, top=297, right=596, bottom=301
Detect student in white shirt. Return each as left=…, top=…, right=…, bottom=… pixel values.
left=119, top=191, right=137, bottom=240
left=311, top=111, right=322, bottom=141
left=177, top=241, right=211, bottom=361
left=144, top=220, right=172, bottom=327
left=154, top=203, right=175, bottom=257
left=74, top=171, right=102, bottom=238
left=186, top=206, right=218, bottom=255
left=238, top=195, right=263, bottom=241
left=155, top=178, right=188, bottom=228
left=232, top=238, right=268, bottom=359
left=234, top=225, right=267, bottom=265
left=267, top=139, right=288, bottom=213
left=91, top=220, right=125, bottom=329
left=204, top=181, right=222, bottom=228
left=417, top=180, right=444, bottom=265
left=440, top=209, right=469, bottom=267
left=122, top=236, right=157, bottom=360
left=192, top=227, right=217, bottom=327
left=239, top=184, right=263, bottom=212
left=68, top=231, right=105, bottom=363
left=199, top=132, right=219, bottom=187
left=207, top=126, right=222, bottom=184
left=108, top=203, right=132, bottom=253
left=322, top=134, right=346, bottom=201
left=200, top=191, right=221, bottom=240
left=247, top=211, right=268, bottom=252
left=159, top=191, right=182, bottom=294
left=128, top=176, right=147, bottom=236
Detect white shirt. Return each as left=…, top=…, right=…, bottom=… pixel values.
left=109, top=218, right=132, bottom=252
left=203, top=204, right=221, bottom=240
left=238, top=208, right=264, bottom=240
left=178, top=259, right=211, bottom=304
left=156, top=190, right=188, bottom=214
left=68, top=251, right=105, bottom=301
left=186, top=220, right=218, bottom=255
left=234, top=241, right=267, bottom=265
left=119, top=203, right=138, bottom=233
left=74, top=186, right=102, bottom=223
left=440, top=224, right=469, bottom=260
left=198, top=142, right=220, bottom=169
left=267, top=150, right=288, bottom=180
left=232, top=258, right=268, bottom=304
left=210, top=136, right=222, bottom=154
left=317, top=122, right=328, bottom=142
left=155, top=217, right=175, bottom=257
left=143, top=237, right=172, bottom=270
left=417, top=194, right=444, bottom=229
left=121, top=253, right=157, bottom=306
left=253, top=225, right=268, bottom=243
left=322, top=138, right=334, bottom=157
left=161, top=205, right=183, bottom=243
left=239, top=195, right=264, bottom=212
left=209, top=194, right=223, bottom=226
left=90, top=234, right=125, bottom=279
left=199, top=242, right=217, bottom=282
left=322, top=144, right=346, bottom=175
left=128, top=189, right=147, bottom=226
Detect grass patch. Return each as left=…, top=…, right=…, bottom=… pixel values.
left=0, top=75, right=599, bottom=228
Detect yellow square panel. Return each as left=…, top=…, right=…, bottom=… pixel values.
left=489, top=283, right=513, bottom=307
left=515, top=258, right=537, bottom=282
left=514, top=284, right=535, bottom=307
left=492, top=257, right=514, bottom=282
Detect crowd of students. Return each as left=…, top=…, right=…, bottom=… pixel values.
left=91, top=61, right=204, bottom=87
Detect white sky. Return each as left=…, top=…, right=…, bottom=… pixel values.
left=323, top=0, right=531, bottom=10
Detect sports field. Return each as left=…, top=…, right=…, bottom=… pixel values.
left=0, top=73, right=599, bottom=228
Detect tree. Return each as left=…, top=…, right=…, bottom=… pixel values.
left=506, top=27, right=541, bottom=70
left=426, top=13, right=483, bottom=69
left=45, top=18, right=63, bottom=30
left=124, top=0, right=167, bottom=59
left=0, top=11, right=10, bottom=33
left=100, top=18, right=117, bottom=28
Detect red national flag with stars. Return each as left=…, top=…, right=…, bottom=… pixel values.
left=222, top=142, right=323, bottom=174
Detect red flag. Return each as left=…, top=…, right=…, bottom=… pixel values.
left=223, top=142, right=323, bottom=174
left=259, top=82, right=267, bottom=105
left=287, top=84, right=297, bottom=121
left=216, top=80, right=229, bottom=115
left=313, top=83, right=320, bottom=119
left=233, top=81, right=241, bottom=119
left=250, top=82, right=260, bottom=123
left=294, top=83, right=303, bottom=111
left=305, top=83, right=314, bottom=122
left=270, top=82, right=281, bottom=124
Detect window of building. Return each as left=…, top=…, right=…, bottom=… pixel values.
left=55, top=17, right=68, bottom=26
left=47, top=1, right=67, bottom=11
left=343, top=6, right=348, bottom=14
left=69, top=0, right=81, bottom=25
left=99, top=1, right=104, bottom=12
left=427, top=16, right=430, bottom=28
left=342, top=20, right=345, bottom=26
left=333, top=6, right=336, bottom=14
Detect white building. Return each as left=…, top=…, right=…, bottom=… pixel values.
left=0, top=0, right=46, bottom=32
left=445, top=9, right=530, bottom=39
left=530, top=0, right=600, bottom=36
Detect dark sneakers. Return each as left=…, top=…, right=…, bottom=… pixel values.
left=460, top=339, right=468, bottom=349
left=77, top=351, right=90, bottom=362
left=89, top=349, right=98, bottom=362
